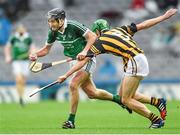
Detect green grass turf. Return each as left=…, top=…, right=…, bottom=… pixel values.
left=0, top=100, right=180, bottom=134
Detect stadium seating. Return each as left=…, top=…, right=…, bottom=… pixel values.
left=0, top=0, right=180, bottom=82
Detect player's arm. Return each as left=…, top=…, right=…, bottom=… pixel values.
left=34, top=44, right=52, bottom=57
left=29, top=30, right=55, bottom=61
left=83, top=31, right=97, bottom=53
left=57, top=57, right=91, bottom=83
left=136, top=8, right=177, bottom=31
left=73, top=21, right=97, bottom=60
left=77, top=31, right=97, bottom=60
left=4, top=43, right=12, bottom=63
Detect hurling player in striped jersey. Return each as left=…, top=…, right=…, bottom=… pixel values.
left=57, top=8, right=177, bottom=128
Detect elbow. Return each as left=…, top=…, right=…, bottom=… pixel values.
left=44, top=45, right=51, bottom=55
left=44, top=47, right=50, bottom=55
left=45, top=49, right=50, bottom=55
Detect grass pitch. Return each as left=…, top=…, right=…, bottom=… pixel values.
left=0, top=100, right=180, bottom=134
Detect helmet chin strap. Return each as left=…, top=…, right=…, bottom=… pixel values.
left=98, top=30, right=102, bottom=36
left=57, top=19, right=64, bottom=31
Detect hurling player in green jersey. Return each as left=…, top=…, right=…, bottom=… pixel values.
left=57, top=8, right=177, bottom=129
left=29, top=8, right=131, bottom=129
left=5, top=24, right=36, bottom=106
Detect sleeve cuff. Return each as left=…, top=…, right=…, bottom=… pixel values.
left=45, top=41, right=53, bottom=46
left=83, top=29, right=90, bottom=37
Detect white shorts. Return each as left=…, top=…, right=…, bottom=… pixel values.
left=12, top=60, right=30, bottom=76
left=69, top=57, right=96, bottom=74
left=124, top=54, right=149, bottom=77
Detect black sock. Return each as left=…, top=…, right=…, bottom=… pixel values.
left=149, top=112, right=161, bottom=123
left=151, top=97, right=160, bottom=107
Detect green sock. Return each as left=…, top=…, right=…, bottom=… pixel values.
left=68, top=113, right=75, bottom=123
left=112, top=95, right=122, bottom=104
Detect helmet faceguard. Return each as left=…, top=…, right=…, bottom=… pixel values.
left=47, top=8, right=66, bottom=20
left=91, top=19, right=110, bottom=33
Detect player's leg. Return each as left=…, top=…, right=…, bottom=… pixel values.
left=121, top=76, right=164, bottom=128
left=121, top=53, right=164, bottom=128
left=79, top=57, right=129, bottom=107
left=133, top=92, right=151, bottom=103
left=15, top=74, right=25, bottom=105
left=62, top=70, right=89, bottom=129
left=12, top=61, right=29, bottom=106
left=122, top=60, right=167, bottom=119
left=121, top=76, right=150, bottom=116
left=81, top=76, right=114, bottom=100
left=62, top=58, right=97, bottom=129
left=134, top=92, right=167, bottom=120
left=81, top=76, right=132, bottom=113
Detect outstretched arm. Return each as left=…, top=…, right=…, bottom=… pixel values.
left=57, top=57, right=90, bottom=83
left=136, top=8, right=177, bottom=31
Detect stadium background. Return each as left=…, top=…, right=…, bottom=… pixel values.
left=0, top=0, right=180, bottom=134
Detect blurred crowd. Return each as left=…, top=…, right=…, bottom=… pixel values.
left=0, top=0, right=30, bottom=22
left=0, top=0, right=30, bottom=47
left=98, top=0, right=179, bottom=24
left=96, top=0, right=180, bottom=82
left=151, top=22, right=180, bottom=58
left=0, top=0, right=180, bottom=82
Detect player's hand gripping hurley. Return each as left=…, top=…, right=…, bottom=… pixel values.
left=29, top=54, right=94, bottom=73
left=29, top=57, right=75, bottom=73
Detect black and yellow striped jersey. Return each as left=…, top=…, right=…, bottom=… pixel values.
left=88, top=23, right=144, bottom=65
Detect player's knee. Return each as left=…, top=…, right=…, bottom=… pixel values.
left=16, top=76, right=25, bottom=84
left=69, top=82, right=78, bottom=92
left=87, top=91, right=97, bottom=99
left=88, top=94, right=95, bottom=99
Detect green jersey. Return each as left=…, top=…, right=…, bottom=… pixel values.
left=9, top=33, right=33, bottom=60
left=46, top=19, right=88, bottom=58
